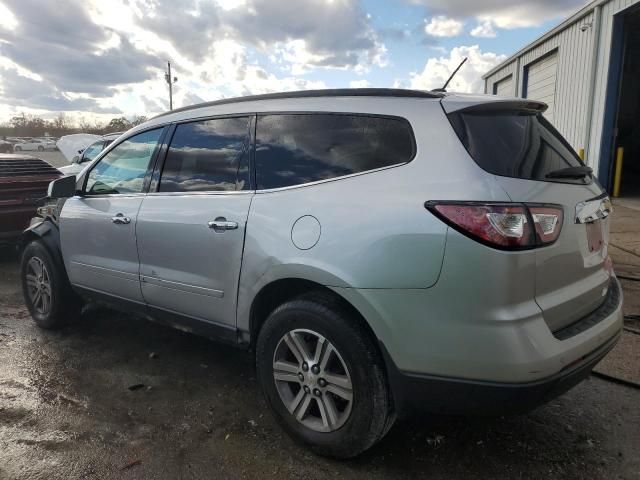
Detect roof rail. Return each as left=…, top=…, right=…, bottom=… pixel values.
left=152, top=88, right=443, bottom=119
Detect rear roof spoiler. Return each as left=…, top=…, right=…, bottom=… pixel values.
left=440, top=94, right=547, bottom=115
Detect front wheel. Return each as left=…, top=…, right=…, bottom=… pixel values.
left=14, top=145, right=21, bottom=151
left=256, top=293, right=394, bottom=458
left=37, top=145, right=44, bottom=151
left=21, top=241, right=81, bottom=329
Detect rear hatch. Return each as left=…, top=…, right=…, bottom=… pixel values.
left=442, top=95, right=612, bottom=334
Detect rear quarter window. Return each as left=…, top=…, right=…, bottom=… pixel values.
left=255, top=113, right=415, bottom=190
left=448, top=111, right=588, bottom=184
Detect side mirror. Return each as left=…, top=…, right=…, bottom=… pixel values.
left=48, top=175, right=77, bottom=198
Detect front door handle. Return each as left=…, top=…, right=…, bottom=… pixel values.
left=208, top=217, right=238, bottom=232
left=111, top=213, right=131, bottom=225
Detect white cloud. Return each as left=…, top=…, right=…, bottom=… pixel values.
left=424, top=15, right=463, bottom=37
left=349, top=79, right=371, bottom=88
left=274, top=38, right=387, bottom=75
left=213, top=0, right=247, bottom=10
left=128, top=0, right=387, bottom=72
left=410, top=45, right=506, bottom=93
left=470, top=20, right=496, bottom=38
left=0, top=0, right=389, bottom=119
left=410, top=0, right=584, bottom=29
left=0, top=2, right=18, bottom=30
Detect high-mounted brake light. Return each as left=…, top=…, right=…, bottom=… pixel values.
left=425, top=202, right=563, bottom=250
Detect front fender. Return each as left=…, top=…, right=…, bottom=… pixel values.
left=19, top=218, right=65, bottom=271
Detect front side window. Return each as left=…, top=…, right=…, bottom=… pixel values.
left=159, top=117, right=251, bottom=193
left=85, top=128, right=163, bottom=195
left=255, top=114, right=415, bottom=190
left=81, top=141, right=104, bottom=163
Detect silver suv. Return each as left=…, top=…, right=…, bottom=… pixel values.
left=20, top=89, right=623, bottom=458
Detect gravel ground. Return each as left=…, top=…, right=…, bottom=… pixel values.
left=594, top=331, right=640, bottom=384
left=1, top=246, right=639, bottom=480
left=0, top=197, right=638, bottom=479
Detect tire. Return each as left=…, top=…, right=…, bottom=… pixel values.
left=37, top=146, right=44, bottom=151
left=21, top=240, right=81, bottom=329
left=256, top=292, right=394, bottom=458
left=14, top=145, right=21, bottom=151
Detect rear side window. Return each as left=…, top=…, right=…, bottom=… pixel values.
left=159, top=116, right=251, bottom=192
left=255, top=114, right=415, bottom=189
left=448, top=111, right=586, bottom=184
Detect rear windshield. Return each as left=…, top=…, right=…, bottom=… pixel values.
left=448, top=110, right=589, bottom=184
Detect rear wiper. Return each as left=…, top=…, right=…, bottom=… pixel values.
left=546, top=165, right=593, bottom=179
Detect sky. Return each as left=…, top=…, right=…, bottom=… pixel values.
left=0, top=0, right=590, bottom=124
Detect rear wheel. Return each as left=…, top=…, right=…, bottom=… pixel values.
left=256, top=293, right=394, bottom=458
left=37, top=145, right=44, bottom=151
left=21, top=241, right=81, bottom=329
left=14, top=145, right=21, bottom=151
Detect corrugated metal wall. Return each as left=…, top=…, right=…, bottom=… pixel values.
left=524, top=51, right=559, bottom=122
left=486, top=63, right=518, bottom=96
left=493, top=75, right=513, bottom=96
left=483, top=0, right=639, bottom=176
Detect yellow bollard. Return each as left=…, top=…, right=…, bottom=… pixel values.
left=579, top=148, right=585, bottom=161
left=613, top=147, right=624, bottom=198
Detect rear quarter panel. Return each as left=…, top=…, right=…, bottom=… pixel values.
left=235, top=97, right=512, bottom=334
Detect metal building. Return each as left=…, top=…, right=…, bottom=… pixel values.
left=483, top=0, right=640, bottom=198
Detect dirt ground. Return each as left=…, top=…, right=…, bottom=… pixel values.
left=0, top=208, right=639, bottom=480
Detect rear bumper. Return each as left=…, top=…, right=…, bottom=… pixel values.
left=383, top=330, right=620, bottom=416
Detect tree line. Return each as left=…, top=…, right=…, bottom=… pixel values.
left=0, top=113, right=149, bottom=138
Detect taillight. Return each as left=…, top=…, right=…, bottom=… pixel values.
left=425, top=202, right=563, bottom=250
left=529, top=206, right=563, bottom=245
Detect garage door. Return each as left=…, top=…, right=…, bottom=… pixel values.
left=493, top=75, right=513, bottom=96
left=525, top=51, right=558, bottom=122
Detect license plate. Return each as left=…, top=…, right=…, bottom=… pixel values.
left=586, top=220, right=604, bottom=253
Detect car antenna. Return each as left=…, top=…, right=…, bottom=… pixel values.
left=432, top=57, right=468, bottom=93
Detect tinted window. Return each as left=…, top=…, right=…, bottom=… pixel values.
left=81, top=141, right=104, bottom=163
left=448, top=111, right=586, bottom=183
left=159, top=117, right=251, bottom=192
left=255, top=114, right=414, bottom=189
left=85, top=129, right=162, bottom=195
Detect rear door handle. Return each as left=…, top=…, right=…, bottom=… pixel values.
left=111, top=213, right=131, bottom=225
left=208, top=217, right=238, bottom=232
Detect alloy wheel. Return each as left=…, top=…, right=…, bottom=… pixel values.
left=25, top=257, right=52, bottom=315
left=272, top=328, right=353, bottom=433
